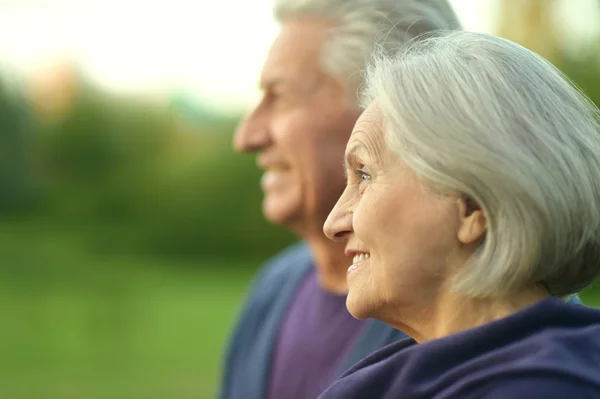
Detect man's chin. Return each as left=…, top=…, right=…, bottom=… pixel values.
left=262, top=197, right=300, bottom=228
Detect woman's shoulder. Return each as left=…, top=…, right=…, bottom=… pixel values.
left=319, top=298, right=600, bottom=399
left=444, top=300, right=600, bottom=397
left=454, top=374, right=600, bottom=399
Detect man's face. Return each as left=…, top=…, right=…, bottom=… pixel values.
left=234, top=18, right=361, bottom=234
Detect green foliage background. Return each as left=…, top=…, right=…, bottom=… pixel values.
left=1, top=78, right=297, bottom=260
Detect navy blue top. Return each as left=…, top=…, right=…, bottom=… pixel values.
left=319, top=297, right=600, bottom=399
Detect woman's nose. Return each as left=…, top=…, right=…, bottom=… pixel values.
left=324, top=193, right=354, bottom=242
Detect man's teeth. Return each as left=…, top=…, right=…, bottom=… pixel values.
left=352, top=253, right=370, bottom=264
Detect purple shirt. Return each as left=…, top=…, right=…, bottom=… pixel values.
left=267, top=267, right=366, bottom=399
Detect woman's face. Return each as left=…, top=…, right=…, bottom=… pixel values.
left=324, top=102, right=474, bottom=323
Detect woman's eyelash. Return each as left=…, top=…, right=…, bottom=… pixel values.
left=354, top=169, right=372, bottom=182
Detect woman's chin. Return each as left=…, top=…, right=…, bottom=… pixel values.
left=345, top=264, right=375, bottom=319
left=345, top=292, right=372, bottom=320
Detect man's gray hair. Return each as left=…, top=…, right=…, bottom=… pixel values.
left=273, top=0, right=462, bottom=89
left=362, top=31, right=600, bottom=298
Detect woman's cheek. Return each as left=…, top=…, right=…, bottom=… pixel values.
left=352, top=204, right=370, bottom=243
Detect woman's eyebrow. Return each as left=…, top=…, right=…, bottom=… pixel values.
left=343, top=143, right=367, bottom=178
left=345, top=143, right=367, bottom=167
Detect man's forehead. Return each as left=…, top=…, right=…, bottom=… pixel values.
left=259, top=66, right=307, bottom=92
left=260, top=18, right=333, bottom=88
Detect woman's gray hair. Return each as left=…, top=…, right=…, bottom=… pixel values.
left=273, top=0, right=462, bottom=89
left=362, top=31, right=600, bottom=298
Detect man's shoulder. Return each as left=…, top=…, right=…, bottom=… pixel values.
left=237, top=241, right=314, bottom=311
left=219, top=242, right=314, bottom=399
left=253, top=241, right=314, bottom=288
left=228, top=241, right=314, bottom=343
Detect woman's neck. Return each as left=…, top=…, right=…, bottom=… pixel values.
left=395, top=284, right=550, bottom=343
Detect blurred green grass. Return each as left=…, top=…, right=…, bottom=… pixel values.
left=0, top=226, right=257, bottom=399
left=0, top=225, right=598, bottom=399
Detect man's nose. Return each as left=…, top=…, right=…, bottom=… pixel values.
left=233, top=111, right=271, bottom=153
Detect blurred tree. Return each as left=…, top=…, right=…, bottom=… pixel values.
left=559, top=46, right=600, bottom=107
left=16, top=71, right=296, bottom=261
left=496, top=0, right=561, bottom=62
left=32, top=78, right=171, bottom=220
left=495, top=0, right=600, bottom=109
left=0, top=80, right=37, bottom=213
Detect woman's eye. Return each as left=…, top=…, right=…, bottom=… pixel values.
left=355, top=170, right=371, bottom=184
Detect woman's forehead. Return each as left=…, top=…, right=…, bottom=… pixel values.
left=347, top=108, right=390, bottom=167
left=351, top=105, right=382, bottom=139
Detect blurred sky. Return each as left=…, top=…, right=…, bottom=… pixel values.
left=0, top=0, right=598, bottom=111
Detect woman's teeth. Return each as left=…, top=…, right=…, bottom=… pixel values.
left=352, top=253, right=370, bottom=264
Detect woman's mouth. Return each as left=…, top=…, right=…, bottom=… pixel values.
left=349, top=253, right=370, bottom=273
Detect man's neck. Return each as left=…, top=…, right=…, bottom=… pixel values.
left=305, top=235, right=349, bottom=295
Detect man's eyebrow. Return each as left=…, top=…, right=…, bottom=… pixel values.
left=260, top=77, right=284, bottom=90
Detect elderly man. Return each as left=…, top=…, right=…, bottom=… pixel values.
left=221, top=1, right=462, bottom=398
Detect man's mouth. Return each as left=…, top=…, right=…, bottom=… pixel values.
left=263, top=166, right=288, bottom=172
left=261, top=168, right=290, bottom=191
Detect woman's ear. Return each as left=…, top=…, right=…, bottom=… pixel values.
left=457, top=196, right=486, bottom=245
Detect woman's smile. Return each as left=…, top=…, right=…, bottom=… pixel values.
left=349, top=253, right=370, bottom=274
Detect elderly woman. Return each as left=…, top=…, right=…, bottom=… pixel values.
left=320, top=31, right=600, bottom=398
